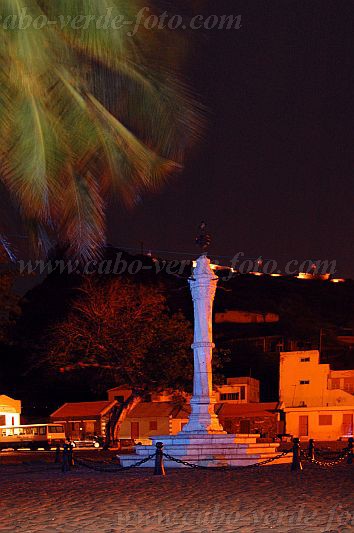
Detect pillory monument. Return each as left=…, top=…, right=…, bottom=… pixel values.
left=120, top=224, right=283, bottom=467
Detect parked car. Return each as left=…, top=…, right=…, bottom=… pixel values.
left=71, top=436, right=103, bottom=448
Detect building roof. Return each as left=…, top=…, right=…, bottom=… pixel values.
left=107, top=385, right=132, bottom=392
left=51, top=401, right=116, bottom=418
left=216, top=402, right=279, bottom=418
left=224, top=377, right=260, bottom=386
left=128, top=402, right=190, bottom=419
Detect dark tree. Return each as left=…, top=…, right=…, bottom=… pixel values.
left=41, top=277, right=195, bottom=444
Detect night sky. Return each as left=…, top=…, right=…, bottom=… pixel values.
left=109, top=1, right=354, bottom=277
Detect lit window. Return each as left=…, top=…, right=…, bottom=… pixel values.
left=300, top=358, right=310, bottom=362
left=319, top=415, right=332, bottom=425
left=149, top=421, right=157, bottom=431
left=300, top=380, right=310, bottom=384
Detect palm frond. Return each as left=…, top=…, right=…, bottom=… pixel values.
left=0, top=0, right=204, bottom=260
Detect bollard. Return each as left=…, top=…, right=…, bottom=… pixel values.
left=291, top=438, right=303, bottom=471
left=308, top=439, right=315, bottom=461
left=55, top=445, right=61, bottom=463
left=68, top=442, right=74, bottom=468
left=154, top=442, right=166, bottom=476
left=347, top=437, right=353, bottom=465
left=61, top=443, right=70, bottom=473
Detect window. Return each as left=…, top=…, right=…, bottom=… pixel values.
left=330, top=378, right=340, bottom=389
left=39, top=426, right=46, bottom=435
left=149, top=421, right=157, bottom=431
left=220, top=393, right=240, bottom=401
left=319, top=415, right=332, bottom=425
left=300, top=380, right=310, bottom=385
left=300, top=357, right=310, bottom=362
left=240, top=386, right=245, bottom=400
left=49, top=425, right=65, bottom=433
left=344, top=381, right=354, bottom=394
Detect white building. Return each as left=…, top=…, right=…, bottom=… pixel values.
left=279, top=350, right=354, bottom=440
left=214, top=377, right=260, bottom=403
left=0, top=395, right=21, bottom=426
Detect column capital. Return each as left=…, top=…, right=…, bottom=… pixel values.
left=190, top=255, right=218, bottom=281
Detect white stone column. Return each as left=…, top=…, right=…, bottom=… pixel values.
left=181, top=255, right=224, bottom=433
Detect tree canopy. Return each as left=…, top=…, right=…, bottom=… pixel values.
left=42, top=277, right=195, bottom=396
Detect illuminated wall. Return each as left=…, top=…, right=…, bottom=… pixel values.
left=279, top=350, right=354, bottom=407
left=0, top=395, right=21, bottom=427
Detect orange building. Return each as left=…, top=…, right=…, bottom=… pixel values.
left=0, top=394, right=21, bottom=427
left=280, top=350, right=354, bottom=440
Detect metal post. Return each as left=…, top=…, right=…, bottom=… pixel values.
left=291, top=438, right=303, bottom=471
left=154, top=442, right=166, bottom=476
left=347, top=437, right=353, bottom=465
left=308, top=439, right=315, bottom=461
left=55, top=445, right=61, bottom=463
left=68, top=442, right=74, bottom=468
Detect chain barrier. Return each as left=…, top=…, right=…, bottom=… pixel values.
left=162, top=449, right=292, bottom=470
left=301, top=448, right=349, bottom=468
left=58, top=437, right=353, bottom=474
left=75, top=453, right=156, bottom=472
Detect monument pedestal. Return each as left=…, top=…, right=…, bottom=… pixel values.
left=119, top=433, right=288, bottom=468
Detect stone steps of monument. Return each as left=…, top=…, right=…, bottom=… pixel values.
left=119, top=453, right=291, bottom=468
left=121, top=447, right=281, bottom=460
left=133, top=444, right=280, bottom=456
left=148, top=436, right=266, bottom=446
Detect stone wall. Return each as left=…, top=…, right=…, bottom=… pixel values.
left=220, top=414, right=279, bottom=438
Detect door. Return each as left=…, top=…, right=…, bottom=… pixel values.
left=240, top=419, right=251, bottom=434
left=131, top=422, right=139, bottom=440
left=342, top=414, right=353, bottom=435
left=299, top=415, right=308, bottom=436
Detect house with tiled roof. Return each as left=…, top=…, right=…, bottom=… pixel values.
left=120, top=399, right=283, bottom=443
left=119, top=402, right=191, bottom=444
left=50, top=400, right=117, bottom=440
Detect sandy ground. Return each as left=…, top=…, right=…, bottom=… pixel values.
left=0, top=459, right=353, bottom=533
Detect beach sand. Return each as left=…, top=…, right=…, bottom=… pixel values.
left=0, top=461, right=353, bottom=532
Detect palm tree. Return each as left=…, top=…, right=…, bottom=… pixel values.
left=0, top=1, right=202, bottom=260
